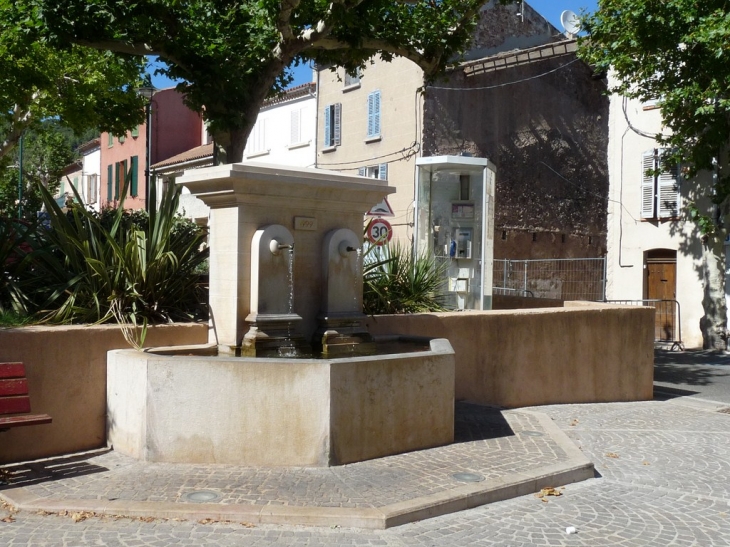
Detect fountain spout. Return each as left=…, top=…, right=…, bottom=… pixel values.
left=270, top=239, right=294, bottom=256
left=338, top=241, right=359, bottom=257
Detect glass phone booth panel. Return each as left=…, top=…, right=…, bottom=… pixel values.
left=415, top=156, right=496, bottom=310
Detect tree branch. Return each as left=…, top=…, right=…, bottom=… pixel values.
left=0, top=98, right=35, bottom=161
left=307, top=36, right=440, bottom=74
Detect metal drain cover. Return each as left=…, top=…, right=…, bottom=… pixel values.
left=451, top=472, right=485, bottom=483
left=183, top=490, right=221, bottom=503
left=520, top=430, right=544, bottom=437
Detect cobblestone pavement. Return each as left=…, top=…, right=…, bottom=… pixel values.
left=1, top=404, right=567, bottom=510
left=2, top=397, right=730, bottom=545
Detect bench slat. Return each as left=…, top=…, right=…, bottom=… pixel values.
left=0, top=396, right=31, bottom=415
left=0, top=378, right=29, bottom=397
left=0, top=363, right=25, bottom=379
left=0, top=413, right=52, bottom=429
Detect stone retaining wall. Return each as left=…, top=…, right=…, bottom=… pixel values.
left=0, top=324, right=207, bottom=464
left=365, top=302, right=654, bottom=408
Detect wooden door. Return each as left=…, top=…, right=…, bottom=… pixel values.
left=646, top=261, right=676, bottom=340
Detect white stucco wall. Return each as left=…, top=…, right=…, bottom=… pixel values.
left=243, top=93, right=317, bottom=168
left=605, top=92, right=709, bottom=348
left=82, top=147, right=102, bottom=211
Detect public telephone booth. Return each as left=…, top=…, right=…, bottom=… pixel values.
left=414, top=156, right=496, bottom=310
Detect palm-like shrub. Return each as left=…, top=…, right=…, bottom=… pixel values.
left=30, top=177, right=208, bottom=327
left=363, top=242, right=447, bottom=315
left=0, top=217, right=37, bottom=316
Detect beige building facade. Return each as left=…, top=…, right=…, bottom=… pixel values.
left=316, top=60, right=423, bottom=244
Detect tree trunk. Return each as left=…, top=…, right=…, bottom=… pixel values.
left=699, top=234, right=728, bottom=350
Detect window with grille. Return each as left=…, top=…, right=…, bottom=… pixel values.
left=641, top=149, right=680, bottom=220
left=358, top=163, right=388, bottom=180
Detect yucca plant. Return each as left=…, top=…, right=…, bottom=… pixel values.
left=363, top=241, right=448, bottom=315
left=0, top=217, right=37, bottom=316
left=31, top=173, right=208, bottom=329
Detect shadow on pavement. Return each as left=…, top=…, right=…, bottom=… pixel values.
left=0, top=449, right=111, bottom=489
left=653, top=385, right=700, bottom=401
left=454, top=402, right=515, bottom=442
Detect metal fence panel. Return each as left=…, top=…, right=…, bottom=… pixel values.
left=493, top=258, right=606, bottom=301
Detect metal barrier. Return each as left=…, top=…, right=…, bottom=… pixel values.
left=492, top=287, right=535, bottom=298
left=493, top=258, right=606, bottom=302
left=605, top=299, right=684, bottom=351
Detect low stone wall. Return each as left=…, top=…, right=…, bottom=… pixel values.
left=365, top=302, right=654, bottom=408
left=0, top=324, right=208, bottom=464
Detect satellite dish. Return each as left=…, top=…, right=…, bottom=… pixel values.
left=560, top=10, right=581, bottom=36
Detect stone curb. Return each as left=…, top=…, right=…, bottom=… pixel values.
left=0, top=410, right=594, bottom=530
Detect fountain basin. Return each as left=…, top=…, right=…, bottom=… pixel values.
left=107, top=338, right=455, bottom=467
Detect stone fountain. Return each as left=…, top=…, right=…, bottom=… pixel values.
left=106, top=163, right=455, bottom=467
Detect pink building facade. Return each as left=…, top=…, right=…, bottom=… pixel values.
left=100, top=88, right=203, bottom=210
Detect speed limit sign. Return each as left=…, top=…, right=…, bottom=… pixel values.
left=367, top=218, right=393, bottom=246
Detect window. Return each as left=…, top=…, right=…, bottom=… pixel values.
left=358, top=163, right=388, bottom=180
left=323, top=103, right=341, bottom=148
left=119, top=135, right=126, bottom=144
left=641, top=149, right=679, bottom=219
left=107, top=133, right=114, bottom=147
left=87, top=174, right=98, bottom=204
left=245, top=119, right=267, bottom=156
left=367, top=90, right=381, bottom=139
left=131, top=126, right=140, bottom=138
left=115, top=160, right=128, bottom=200
left=344, top=69, right=361, bottom=89
left=290, top=109, right=303, bottom=145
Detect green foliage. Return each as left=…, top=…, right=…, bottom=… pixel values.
left=13, top=176, right=209, bottom=330
left=0, top=121, right=75, bottom=219
left=20, top=0, right=516, bottom=160
left=579, top=1, right=730, bottom=191
left=0, top=0, right=146, bottom=159
left=363, top=242, right=447, bottom=315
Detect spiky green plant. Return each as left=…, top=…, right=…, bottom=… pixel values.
left=363, top=241, right=448, bottom=315
left=30, top=173, right=208, bottom=327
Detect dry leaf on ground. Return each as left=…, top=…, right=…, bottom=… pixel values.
left=606, top=452, right=620, bottom=459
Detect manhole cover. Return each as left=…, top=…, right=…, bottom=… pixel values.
left=451, top=472, right=485, bottom=483
left=520, top=430, right=544, bottom=437
left=183, top=490, right=221, bottom=503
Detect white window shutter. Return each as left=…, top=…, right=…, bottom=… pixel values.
left=641, top=150, right=656, bottom=219
left=657, top=152, right=679, bottom=219
left=378, top=163, right=388, bottom=180
left=333, top=103, right=341, bottom=145
left=290, top=109, right=301, bottom=144
left=324, top=105, right=332, bottom=147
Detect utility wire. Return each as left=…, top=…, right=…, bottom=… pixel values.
left=427, top=58, right=581, bottom=91
left=318, top=142, right=420, bottom=168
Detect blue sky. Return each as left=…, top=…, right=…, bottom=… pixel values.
left=149, top=0, right=599, bottom=90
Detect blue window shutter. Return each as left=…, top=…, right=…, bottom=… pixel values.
left=358, top=167, right=366, bottom=176
left=379, top=163, right=388, bottom=180
left=334, top=103, right=341, bottom=145
left=107, top=165, right=112, bottom=201
left=368, top=91, right=381, bottom=137
left=130, top=156, right=139, bottom=197
left=373, top=91, right=380, bottom=136
left=324, top=105, right=332, bottom=147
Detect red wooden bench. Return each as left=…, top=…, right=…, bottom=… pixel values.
left=0, top=362, right=52, bottom=432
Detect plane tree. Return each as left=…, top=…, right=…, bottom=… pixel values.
left=579, top=1, right=730, bottom=348
left=22, top=0, right=510, bottom=162
left=0, top=0, right=147, bottom=161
